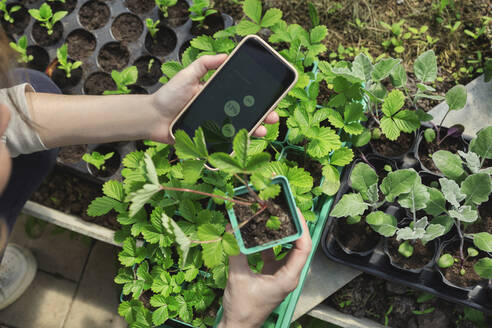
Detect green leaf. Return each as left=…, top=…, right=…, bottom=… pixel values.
left=236, top=19, right=260, bottom=36
left=87, top=196, right=122, bottom=216
left=390, top=63, right=407, bottom=88
left=371, top=58, right=400, bottom=81
left=331, top=193, right=368, bottom=218
left=366, top=211, right=397, bottom=237
left=266, top=215, right=281, bottom=230
left=190, top=35, right=214, bottom=52
left=474, top=258, right=492, bottom=279
left=208, top=153, right=242, bottom=173
left=449, top=205, right=477, bottom=223
left=260, top=8, right=282, bottom=27
left=306, top=127, right=341, bottom=158
left=470, top=126, right=492, bottom=159
left=128, top=184, right=161, bottom=217
left=52, top=10, right=67, bottom=23
left=432, top=150, right=465, bottom=180
left=201, top=240, right=224, bottom=268
left=473, top=232, right=492, bottom=252
left=445, top=84, right=467, bottom=111
left=233, top=129, right=249, bottom=168
left=245, top=153, right=270, bottom=172
left=243, top=0, right=262, bottom=23
left=319, top=165, right=340, bottom=196
left=380, top=169, right=418, bottom=202
left=259, top=183, right=281, bottom=200
left=174, top=127, right=208, bottom=160
left=398, top=241, right=414, bottom=258
left=393, top=110, right=420, bottom=133
left=421, top=224, right=446, bottom=245
left=197, top=223, right=223, bottom=241
left=461, top=173, right=491, bottom=205
left=143, top=153, right=159, bottom=185
left=353, top=53, right=373, bottom=81
left=430, top=215, right=454, bottom=235
left=161, top=61, right=183, bottom=79
left=382, top=89, right=405, bottom=117
left=309, top=25, right=327, bottom=43
left=414, top=50, right=437, bottom=82
left=438, top=253, right=454, bottom=268
left=398, top=180, right=429, bottom=212
left=152, top=305, right=169, bottom=326
left=380, top=116, right=400, bottom=141
left=350, top=162, right=378, bottom=193
left=222, top=232, right=239, bottom=255
left=330, top=147, right=354, bottom=166
left=182, top=160, right=205, bottom=185
left=439, top=178, right=466, bottom=208
left=425, top=187, right=446, bottom=216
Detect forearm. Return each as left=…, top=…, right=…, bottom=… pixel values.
left=26, top=91, right=166, bottom=148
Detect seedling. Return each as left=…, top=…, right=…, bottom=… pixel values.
left=189, top=0, right=217, bottom=28
left=28, top=3, right=67, bottom=35
left=56, top=44, right=82, bottom=78
left=384, top=305, right=393, bottom=326
left=463, top=17, right=491, bottom=40
left=380, top=19, right=406, bottom=53
left=9, top=36, right=33, bottom=64
left=266, top=216, right=281, bottom=230
left=104, top=66, right=138, bottom=95
left=444, top=21, right=461, bottom=33
left=155, top=0, right=177, bottom=18
left=338, top=300, right=352, bottom=308
left=0, top=0, right=20, bottom=24
left=145, top=18, right=160, bottom=39
left=83, top=151, right=114, bottom=170
left=147, top=58, right=155, bottom=73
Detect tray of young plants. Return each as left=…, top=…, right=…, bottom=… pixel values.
left=2, top=0, right=232, bottom=183
left=320, top=48, right=492, bottom=314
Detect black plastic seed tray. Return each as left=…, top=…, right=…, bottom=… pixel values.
left=5, top=0, right=232, bottom=183
left=321, top=150, right=492, bottom=315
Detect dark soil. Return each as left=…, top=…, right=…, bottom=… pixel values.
left=190, top=13, right=225, bottom=37
left=1, top=4, right=30, bottom=35
left=179, top=39, right=191, bottom=60
left=334, top=217, right=380, bottom=253
left=418, top=129, right=466, bottom=174
left=144, top=25, right=177, bottom=57
left=51, top=64, right=83, bottom=90
left=465, top=199, right=492, bottom=234
left=58, top=145, right=88, bottom=164
left=283, top=149, right=323, bottom=187
left=83, top=72, right=116, bottom=95
left=79, top=1, right=110, bottom=30
left=278, top=116, right=288, bottom=142
left=26, top=46, right=49, bottom=71
left=317, top=80, right=333, bottom=106
left=234, top=194, right=296, bottom=248
left=327, top=273, right=482, bottom=328
left=387, top=238, right=435, bottom=270
left=50, top=0, right=77, bottom=14
left=214, top=1, right=243, bottom=22
left=370, top=132, right=415, bottom=158
left=66, top=29, right=97, bottom=60
left=442, top=248, right=484, bottom=288
left=30, top=166, right=120, bottom=230
left=97, top=42, right=130, bottom=72
left=128, top=85, right=148, bottom=95
left=163, top=0, right=190, bottom=27
left=134, top=56, right=162, bottom=86
left=32, top=21, right=63, bottom=47
left=111, top=13, right=143, bottom=43
left=124, top=0, right=154, bottom=14
left=87, top=147, right=121, bottom=178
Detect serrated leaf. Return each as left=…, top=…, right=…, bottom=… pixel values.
left=233, top=129, right=249, bottom=168
left=197, top=223, right=223, bottom=241
left=382, top=89, right=405, bottom=117
left=245, top=152, right=270, bottom=172
left=259, top=183, right=281, bottom=200
left=87, top=196, right=124, bottom=216
left=236, top=19, right=260, bottom=36
left=208, top=153, right=242, bottom=173
left=380, top=116, right=400, bottom=141
left=310, top=25, right=327, bottom=43
left=201, top=240, right=224, bottom=268
left=182, top=160, right=205, bottom=185
left=190, top=35, right=214, bottom=52
left=243, top=0, right=262, bottom=23
left=393, top=110, right=420, bottom=133
left=330, top=147, right=354, bottom=166
left=152, top=305, right=169, bottom=326
left=222, top=232, right=240, bottom=255
left=261, top=8, right=282, bottom=27
left=174, top=128, right=208, bottom=160
left=128, top=184, right=160, bottom=217
left=371, top=58, right=400, bottom=81
left=144, top=153, right=159, bottom=185
left=414, top=50, right=437, bottom=82
left=318, top=165, right=340, bottom=196
left=306, top=127, right=341, bottom=158
left=432, top=151, right=465, bottom=180
left=331, top=193, right=368, bottom=218
left=445, top=84, right=467, bottom=111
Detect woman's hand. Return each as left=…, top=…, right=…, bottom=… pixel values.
left=219, top=212, right=312, bottom=328
left=149, top=54, right=279, bottom=144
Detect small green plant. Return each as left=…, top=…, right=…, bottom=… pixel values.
left=384, top=305, right=393, bottom=326
left=155, top=0, right=177, bottom=18
left=380, top=19, right=406, bottom=53
left=145, top=18, right=160, bottom=39
left=104, top=66, right=138, bottom=95
left=189, top=0, right=217, bottom=28
left=9, top=36, right=33, bottom=64
left=235, top=0, right=283, bottom=37
left=28, top=3, right=67, bottom=35
left=464, top=17, right=491, bottom=40
left=0, top=0, right=20, bottom=24
left=56, top=44, right=82, bottom=78
left=83, top=151, right=114, bottom=170
left=147, top=58, right=155, bottom=73
left=444, top=20, right=461, bottom=33
left=338, top=300, right=352, bottom=308
left=266, top=216, right=281, bottom=230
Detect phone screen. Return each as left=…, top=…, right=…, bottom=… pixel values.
left=172, top=37, right=296, bottom=153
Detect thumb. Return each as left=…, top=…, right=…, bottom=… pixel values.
left=185, top=54, right=228, bottom=82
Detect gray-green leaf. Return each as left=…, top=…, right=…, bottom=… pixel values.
left=460, top=173, right=492, bottom=205
left=432, top=150, right=465, bottom=180
left=331, top=193, right=368, bottom=218
left=414, top=50, right=437, bottom=83
left=445, top=85, right=467, bottom=111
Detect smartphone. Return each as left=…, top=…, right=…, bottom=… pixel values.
left=170, top=35, right=298, bottom=153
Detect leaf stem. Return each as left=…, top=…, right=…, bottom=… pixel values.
left=233, top=173, right=264, bottom=205
left=158, top=185, right=253, bottom=207
left=237, top=204, right=268, bottom=230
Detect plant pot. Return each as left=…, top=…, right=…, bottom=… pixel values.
left=415, top=126, right=468, bottom=176
left=436, top=238, right=487, bottom=293
left=384, top=237, right=439, bottom=274
left=346, top=154, right=398, bottom=189
left=367, top=120, right=417, bottom=160
left=227, top=175, right=303, bottom=255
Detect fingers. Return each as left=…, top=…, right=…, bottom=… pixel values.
left=228, top=252, right=251, bottom=276
left=186, top=54, right=228, bottom=81
left=253, top=125, right=267, bottom=138
left=264, top=111, right=279, bottom=125
left=261, top=249, right=280, bottom=275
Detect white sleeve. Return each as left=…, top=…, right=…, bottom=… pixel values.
left=1, top=83, right=47, bottom=158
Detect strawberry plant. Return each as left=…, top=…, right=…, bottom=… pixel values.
left=56, top=44, right=82, bottom=78
left=9, top=35, right=33, bottom=64
left=0, top=0, right=20, bottom=24
left=82, top=151, right=114, bottom=170
left=155, top=0, right=178, bottom=18
left=104, top=66, right=139, bottom=95
left=28, top=3, right=67, bottom=35
left=235, top=0, right=282, bottom=37
left=189, top=0, right=217, bottom=28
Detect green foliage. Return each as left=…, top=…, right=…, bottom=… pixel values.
left=9, top=36, right=33, bottom=63
left=28, top=3, right=67, bottom=35
left=236, top=0, right=282, bottom=36
left=82, top=151, right=114, bottom=170
left=0, top=0, right=20, bottom=24
left=398, top=240, right=414, bottom=258
left=438, top=253, right=454, bottom=268
left=424, top=128, right=436, bottom=143
left=189, top=0, right=217, bottom=28
left=266, top=216, right=281, bottom=230
left=56, top=44, right=82, bottom=79
left=104, top=66, right=139, bottom=95
left=155, top=0, right=178, bottom=17
left=146, top=18, right=160, bottom=38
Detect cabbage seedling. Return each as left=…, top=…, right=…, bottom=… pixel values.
left=189, top=0, right=217, bottom=28
left=29, top=3, right=67, bottom=35
left=0, top=0, right=21, bottom=24
left=155, top=0, right=177, bottom=18
left=56, top=44, right=82, bottom=78
left=9, top=36, right=33, bottom=64
left=104, top=66, right=138, bottom=95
